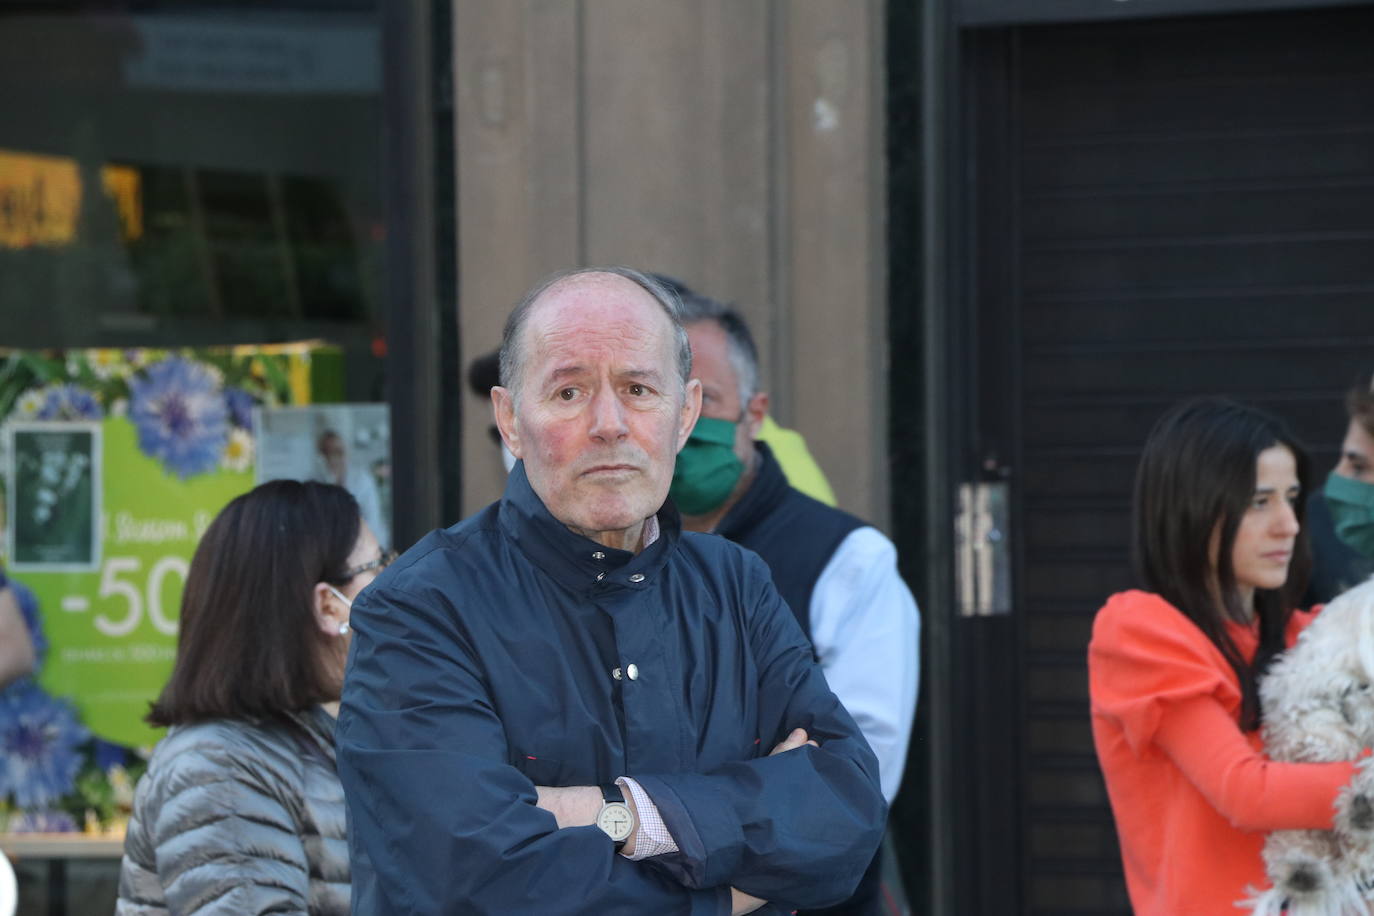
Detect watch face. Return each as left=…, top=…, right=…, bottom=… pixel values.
left=597, top=802, right=634, bottom=842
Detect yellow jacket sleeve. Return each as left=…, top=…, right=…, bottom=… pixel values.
left=757, top=415, right=837, bottom=507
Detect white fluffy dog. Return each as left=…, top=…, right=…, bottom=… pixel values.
left=1247, top=576, right=1374, bottom=915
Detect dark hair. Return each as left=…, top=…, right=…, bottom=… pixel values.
left=498, top=266, right=692, bottom=396
left=647, top=272, right=694, bottom=299
left=466, top=348, right=501, bottom=398
left=1133, top=396, right=1312, bottom=731
left=147, top=480, right=361, bottom=726
left=1347, top=377, right=1374, bottom=440
left=676, top=291, right=762, bottom=404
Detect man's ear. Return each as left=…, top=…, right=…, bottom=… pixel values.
left=312, top=582, right=347, bottom=637
left=743, top=391, right=769, bottom=440
left=677, top=378, right=703, bottom=452
left=491, top=386, right=522, bottom=459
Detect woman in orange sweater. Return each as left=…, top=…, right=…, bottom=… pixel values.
left=1090, top=397, right=1368, bottom=915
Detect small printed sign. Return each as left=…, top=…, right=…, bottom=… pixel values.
left=7, top=422, right=101, bottom=572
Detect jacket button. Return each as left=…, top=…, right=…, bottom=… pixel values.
left=612, top=667, right=623, bottom=680
left=628, top=573, right=645, bottom=583
left=626, top=664, right=639, bottom=680
left=592, top=551, right=606, bottom=560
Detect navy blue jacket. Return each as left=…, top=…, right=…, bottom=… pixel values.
left=337, top=463, right=885, bottom=915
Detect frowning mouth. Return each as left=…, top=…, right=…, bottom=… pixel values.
left=581, top=464, right=640, bottom=477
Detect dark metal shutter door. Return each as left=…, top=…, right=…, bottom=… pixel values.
left=1008, top=6, right=1374, bottom=913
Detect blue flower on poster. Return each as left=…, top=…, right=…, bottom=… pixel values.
left=7, top=579, right=47, bottom=672
left=128, top=356, right=229, bottom=479
left=92, top=738, right=129, bottom=773
left=6, top=809, right=79, bottom=833
left=0, top=683, right=88, bottom=809
left=224, top=386, right=256, bottom=429
left=33, top=383, right=103, bottom=421
left=6, top=813, right=79, bottom=834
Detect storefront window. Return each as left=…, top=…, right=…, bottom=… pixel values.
left=0, top=5, right=385, bottom=395
left=0, top=5, right=386, bottom=910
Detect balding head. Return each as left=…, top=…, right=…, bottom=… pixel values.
left=498, top=267, right=692, bottom=403
left=489, top=268, right=703, bottom=551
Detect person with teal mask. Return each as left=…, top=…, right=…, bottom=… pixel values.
left=648, top=274, right=837, bottom=506
left=1305, top=375, right=1374, bottom=604
left=670, top=290, right=919, bottom=916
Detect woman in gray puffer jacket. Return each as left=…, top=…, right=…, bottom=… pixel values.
left=117, top=480, right=391, bottom=915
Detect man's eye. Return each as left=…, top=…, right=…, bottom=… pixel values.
left=628, top=383, right=647, bottom=396
left=558, top=388, right=577, bottom=401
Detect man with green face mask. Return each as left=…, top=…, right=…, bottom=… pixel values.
left=669, top=291, right=919, bottom=916
left=1305, top=374, right=1374, bottom=604
left=648, top=274, right=838, bottom=507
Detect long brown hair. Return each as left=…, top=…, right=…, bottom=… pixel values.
left=1133, top=397, right=1312, bottom=731
left=148, top=480, right=360, bottom=726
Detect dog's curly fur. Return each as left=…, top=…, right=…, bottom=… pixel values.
left=1246, top=576, right=1374, bottom=915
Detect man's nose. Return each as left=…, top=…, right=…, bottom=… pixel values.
left=588, top=387, right=629, bottom=440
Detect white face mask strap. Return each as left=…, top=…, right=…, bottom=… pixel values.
left=324, top=584, right=353, bottom=635
left=324, top=584, right=353, bottom=608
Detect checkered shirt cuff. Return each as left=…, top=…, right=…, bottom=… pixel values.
left=616, top=776, right=678, bottom=859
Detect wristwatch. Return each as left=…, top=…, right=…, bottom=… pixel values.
left=596, top=782, right=636, bottom=850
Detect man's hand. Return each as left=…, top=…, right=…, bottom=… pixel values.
left=712, top=728, right=815, bottom=914
left=769, top=727, right=820, bottom=756
left=730, top=887, right=767, bottom=915
left=534, top=785, right=640, bottom=857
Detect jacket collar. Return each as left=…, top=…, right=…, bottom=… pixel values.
left=716, top=441, right=789, bottom=541
left=497, top=461, right=681, bottom=594
left=285, top=706, right=338, bottom=765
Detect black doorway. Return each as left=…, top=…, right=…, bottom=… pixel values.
left=892, top=4, right=1374, bottom=913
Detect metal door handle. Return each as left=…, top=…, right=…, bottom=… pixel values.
left=956, top=481, right=1011, bottom=617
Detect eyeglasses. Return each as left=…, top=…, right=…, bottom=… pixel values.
left=344, top=548, right=397, bottom=580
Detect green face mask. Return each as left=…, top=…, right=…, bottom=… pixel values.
left=670, top=416, right=744, bottom=516
left=1325, top=471, right=1374, bottom=557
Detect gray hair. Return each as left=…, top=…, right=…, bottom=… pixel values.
left=498, top=266, right=693, bottom=400
left=676, top=293, right=761, bottom=407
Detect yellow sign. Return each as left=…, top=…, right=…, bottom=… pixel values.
left=0, top=149, right=143, bottom=249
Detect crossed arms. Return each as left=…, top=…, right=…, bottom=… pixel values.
left=337, top=559, right=886, bottom=915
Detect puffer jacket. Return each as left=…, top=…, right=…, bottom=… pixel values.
left=116, top=705, right=349, bottom=915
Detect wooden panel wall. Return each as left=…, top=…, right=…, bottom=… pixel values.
left=452, top=0, right=888, bottom=524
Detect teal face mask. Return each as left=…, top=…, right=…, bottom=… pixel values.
left=1325, top=471, right=1374, bottom=557
left=669, top=417, right=744, bottom=516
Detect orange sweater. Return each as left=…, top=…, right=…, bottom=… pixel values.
left=1088, top=590, right=1361, bottom=915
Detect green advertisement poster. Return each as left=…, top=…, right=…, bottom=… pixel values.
left=0, top=344, right=332, bottom=832
left=23, top=418, right=251, bottom=748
